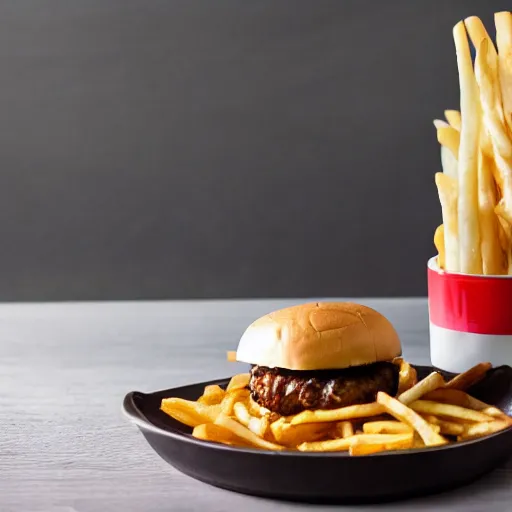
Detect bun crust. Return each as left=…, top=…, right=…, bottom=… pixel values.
left=236, top=302, right=402, bottom=370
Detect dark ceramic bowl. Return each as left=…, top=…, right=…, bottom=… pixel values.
left=123, top=365, right=512, bottom=503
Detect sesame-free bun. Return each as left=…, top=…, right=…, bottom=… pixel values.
left=236, top=302, right=402, bottom=370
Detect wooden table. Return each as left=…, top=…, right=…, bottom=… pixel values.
left=2, top=299, right=510, bottom=512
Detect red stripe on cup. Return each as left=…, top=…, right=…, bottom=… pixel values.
left=428, top=261, right=512, bottom=335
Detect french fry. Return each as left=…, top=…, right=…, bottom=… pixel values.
left=497, top=208, right=512, bottom=273
left=246, top=396, right=268, bottom=418
left=192, top=423, right=251, bottom=447
left=412, top=433, right=425, bottom=448
left=220, top=388, right=250, bottom=416
left=444, top=362, right=492, bottom=390
left=409, top=400, right=494, bottom=423
left=480, top=407, right=512, bottom=422
left=492, top=153, right=512, bottom=225
left=161, top=398, right=221, bottom=427
left=493, top=12, right=512, bottom=225
left=298, top=433, right=413, bottom=453
left=290, top=402, right=385, bottom=426
left=362, top=421, right=413, bottom=435
left=377, top=392, right=448, bottom=447
left=495, top=11, right=512, bottom=134
left=421, top=414, right=465, bottom=436
left=338, top=421, right=354, bottom=438
left=434, top=224, right=446, bottom=269
left=423, top=388, right=478, bottom=408
left=453, top=21, right=483, bottom=275
left=233, top=402, right=269, bottom=437
left=437, top=126, right=460, bottom=159
left=270, top=417, right=332, bottom=447
left=226, top=350, right=237, bottom=362
left=466, top=15, right=504, bottom=126
left=440, top=145, right=459, bottom=179
left=226, top=373, right=250, bottom=392
left=435, top=172, right=460, bottom=272
left=475, top=38, right=512, bottom=159
left=160, top=408, right=199, bottom=428
left=198, top=384, right=225, bottom=405
left=396, top=358, right=418, bottom=395
left=478, top=149, right=508, bottom=274
left=444, top=109, right=462, bottom=130
left=421, top=388, right=502, bottom=417
left=214, top=414, right=284, bottom=451
left=398, top=371, right=445, bottom=405
left=349, top=433, right=414, bottom=456
left=459, top=419, right=511, bottom=440
left=233, top=401, right=253, bottom=426
left=434, top=119, right=451, bottom=129
left=425, top=389, right=510, bottom=422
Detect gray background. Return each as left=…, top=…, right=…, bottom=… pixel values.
left=0, top=0, right=506, bottom=301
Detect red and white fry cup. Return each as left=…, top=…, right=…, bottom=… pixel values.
left=428, top=256, right=512, bottom=373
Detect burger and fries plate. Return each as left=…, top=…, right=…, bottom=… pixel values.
left=123, top=302, right=512, bottom=502
left=124, top=11, right=512, bottom=503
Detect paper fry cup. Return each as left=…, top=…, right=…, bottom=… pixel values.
left=427, top=256, right=512, bottom=373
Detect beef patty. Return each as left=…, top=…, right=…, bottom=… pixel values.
left=249, top=361, right=399, bottom=416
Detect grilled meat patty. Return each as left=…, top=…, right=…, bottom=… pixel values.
left=249, top=361, right=399, bottom=416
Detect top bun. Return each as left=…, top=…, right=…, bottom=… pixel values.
left=236, top=302, right=402, bottom=370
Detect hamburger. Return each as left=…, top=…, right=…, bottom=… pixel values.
left=235, top=302, right=403, bottom=416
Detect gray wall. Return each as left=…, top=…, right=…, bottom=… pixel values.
left=0, top=1, right=506, bottom=301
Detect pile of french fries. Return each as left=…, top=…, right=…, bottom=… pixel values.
left=434, top=12, right=512, bottom=275
left=160, top=361, right=512, bottom=455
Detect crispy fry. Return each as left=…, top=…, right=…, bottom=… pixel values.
left=396, top=358, right=418, bottom=395
left=214, top=414, right=284, bottom=450
left=198, top=384, right=225, bottom=405
left=226, top=373, right=250, bottom=392
left=424, top=388, right=477, bottom=408
left=409, top=400, right=494, bottom=423
left=226, top=350, right=237, bottom=362
left=161, top=398, right=221, bottom=427
left=480, top=407, right=512, bottom=422
left=398, top=372, right=445, bottom=405
left=290, top=402, right=385, bottom=426
left=492, top=152, right=512, bottom=226
left=422, top=388, right=498, bottom=414
left=434, top=224, right=446, bottom=269
left=497, top=207, right=512, bottom=273
left=444, top=362, right=492, bottom=390
left=421, top=414, right=465, bottom=436
left=459, top=419, right=511, bottom=440
left=475, top=38, right=512, bottom=159
left=377, top=392, right=448, bottom=446
left=412, top=433, right=425, bottom=448
left=437, top=125, right=460, bottom=159
left=440, top=145, right=459, bottom=179
left=233, top=402, right=269, bottom=437
left=444, top=109, right=462, bottom=130
left=495, top=11, right=512, bottom=134
left=453, top=21, right=482, bottom=274
left=338, top=421, right=355, bottom=438
left=298, top=433, right=413, bottom=453
left=220, top=388, right=250, bottom=416
left=349, top=433, right=414, bottom=456
left=435, top=172, right=460, bottom=272
left=478, top=149, right=508, bottom=274
left=363, top=421, right=413, bottom=435
left=192, top=423, right=251, bottom=447
left=434, top=119, right=451, bottom=129
left=270, top=418, right=332, bottom=447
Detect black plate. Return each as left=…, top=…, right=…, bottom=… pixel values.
left=122, top=365, right=512, bottom=503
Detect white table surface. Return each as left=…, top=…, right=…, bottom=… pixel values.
left=1, top=298, right=511, bottom=512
